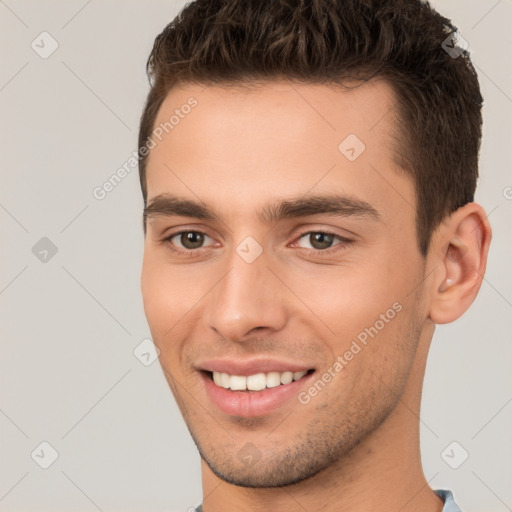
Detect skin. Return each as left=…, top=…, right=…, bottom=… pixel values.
left=140, top=80, right=491, bottom=512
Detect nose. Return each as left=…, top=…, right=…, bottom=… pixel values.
left=203, top=249, right=288, bottom=343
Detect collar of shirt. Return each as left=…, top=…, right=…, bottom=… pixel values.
left=435, top=489, right=463, bottom=512
left=193, top=488, right=463, bottom=511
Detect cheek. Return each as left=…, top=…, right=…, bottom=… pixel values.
left=286, top=263, right=400, bottom=327
left=141, top=256, right=192, bottom=375
left=140, top=252, right=215, bottom=341
left=141, top=253, right=186, bottom=338
left=283, top=256, right=420, bottom=363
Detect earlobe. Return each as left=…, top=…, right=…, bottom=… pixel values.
left=429, top=203, right=492, bottom=324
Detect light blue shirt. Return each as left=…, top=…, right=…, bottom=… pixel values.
left=435, top=489, right=463, bottom=511
left=194, top=488, right=462, bottom=511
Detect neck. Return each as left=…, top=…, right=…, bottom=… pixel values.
left=200, top=324, right=444, bottom=512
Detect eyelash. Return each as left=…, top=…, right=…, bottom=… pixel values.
left=162, top=229, right=354, bottom=257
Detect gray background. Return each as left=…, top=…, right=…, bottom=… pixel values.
left=0, top=1, right=510, bottom=511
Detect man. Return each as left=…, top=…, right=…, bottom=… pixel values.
left=138, top=1, right=491, bottom=510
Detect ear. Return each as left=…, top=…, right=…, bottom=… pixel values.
left=428, top=203, right=492, bottom=324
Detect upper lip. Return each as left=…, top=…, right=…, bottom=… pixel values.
left=197, top=358, right=315, bottom=376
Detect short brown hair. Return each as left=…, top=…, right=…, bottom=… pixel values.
left=138, top=0, right=483, bottom=255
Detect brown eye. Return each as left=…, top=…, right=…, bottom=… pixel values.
left=294, top=231, right=354, bottom=254
left=180, top=232, right=205, bottom=249
left=309, top=232, right=334, bottom=250
left=167, top=231, right=214, bottom=251
left=297, top=232, right=338, bottom=250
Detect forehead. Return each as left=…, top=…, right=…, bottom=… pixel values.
left=145, top=79, right=413, bottom=224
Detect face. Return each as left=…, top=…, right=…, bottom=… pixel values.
left=141, top=80, right=429, bottom=487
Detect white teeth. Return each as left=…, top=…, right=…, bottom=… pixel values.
left=220, top=372, right=230, bottom=389
left=211, top=370, right=310, bottom=391
left=229, top=375, right=247, bottom=391
left=247, top=373, right=266, bottom=391
left=280, top=371, right=293, bottom=385
left=266, top=372, right=282, bottom=388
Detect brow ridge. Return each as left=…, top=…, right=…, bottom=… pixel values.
left=143, top=193, right=381, bottom=224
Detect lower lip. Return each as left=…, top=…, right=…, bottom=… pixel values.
left=201, top=372, right=314, bottom=417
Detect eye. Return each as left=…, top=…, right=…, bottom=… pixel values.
left=166, top=230, right=215, bottom=251
left=295, top=231, right=352, bottom=252
left=161, top=229, right=352, bottom=257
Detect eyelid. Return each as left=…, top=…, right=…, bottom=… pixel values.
left=159, top=223, right=217, bottom=241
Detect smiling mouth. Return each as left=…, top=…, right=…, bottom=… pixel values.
left=205, top=369, right=315, bottom=392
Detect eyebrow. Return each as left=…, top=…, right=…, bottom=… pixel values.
left=143, top=193, right=381, bottom=225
